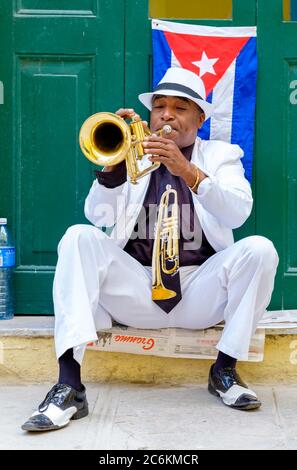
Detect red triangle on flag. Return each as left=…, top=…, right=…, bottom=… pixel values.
left=164, top=31, right=250, bottom=96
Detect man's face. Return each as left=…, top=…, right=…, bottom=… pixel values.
left=150, top=95, right=205, bottom=148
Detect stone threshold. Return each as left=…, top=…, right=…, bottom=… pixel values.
left=0, top=315, right=297, bottom=337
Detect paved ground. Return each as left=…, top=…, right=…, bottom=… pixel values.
left=1, top=382, right=297, bottom=450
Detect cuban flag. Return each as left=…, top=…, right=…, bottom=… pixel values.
left=152, top=19, right=257, bottom=183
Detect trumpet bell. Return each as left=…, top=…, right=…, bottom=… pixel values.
left=79, top=112, right=131, bottom=166
left=152, top=285, right=177, bottom=300
left=79, top=111, right=172, bottom=184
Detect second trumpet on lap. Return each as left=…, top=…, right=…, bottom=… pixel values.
left=79, top=112, right=172, bottom=184
left=152, top=184, right=180, bottom=301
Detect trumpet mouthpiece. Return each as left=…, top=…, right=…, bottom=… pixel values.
left=162, top=125, right=172, bottom=135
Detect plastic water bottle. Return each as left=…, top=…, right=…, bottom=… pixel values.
left=0, top=218, right=15, bottom=320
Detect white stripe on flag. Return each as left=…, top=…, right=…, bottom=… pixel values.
left=171, top=50, right=181, bottom=68
left=152, top=19, right=256, bottom=37
left=209, top=59, right=236, bottom=142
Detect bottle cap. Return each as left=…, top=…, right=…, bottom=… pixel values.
left=0, top=218, right=7, bottom=225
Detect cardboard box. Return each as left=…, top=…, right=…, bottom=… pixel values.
left=87, top=324, right=265, bottom=362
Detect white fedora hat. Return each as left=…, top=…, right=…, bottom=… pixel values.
left=138, top=67, right=212, bottom=121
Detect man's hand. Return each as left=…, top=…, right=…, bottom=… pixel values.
left=143, top=134, right=187, bottom=176
left=103, top=108, right=147, bottom=172
left=142, top=134, right=206, bottom=190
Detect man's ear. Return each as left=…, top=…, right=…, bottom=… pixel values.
left=197, top=112, right=205, bottom=128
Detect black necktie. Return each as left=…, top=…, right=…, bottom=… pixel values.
left=152, top=165, right=182, bottom=314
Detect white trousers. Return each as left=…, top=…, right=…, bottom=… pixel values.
left=53, top=224, right=279, bottom=364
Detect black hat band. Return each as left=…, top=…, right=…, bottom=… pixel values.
left=153, top=82, right=204, bottom=101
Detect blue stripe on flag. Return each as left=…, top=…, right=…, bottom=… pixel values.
left=292, top=0, right=297, bottom=20
left=231, top=37, right=257, bottom=183
left=152, top=30, right=172, bottom=89
left=198, top=91, right=213, bottom=141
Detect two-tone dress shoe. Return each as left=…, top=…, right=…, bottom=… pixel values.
left=208, top=364, right=261, bottom=410
left=21, top=383, right=89, bottom=432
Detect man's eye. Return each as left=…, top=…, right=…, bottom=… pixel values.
left=153, top=105, right=163, bottom=109
left=177, top=107, right=186, bottom=110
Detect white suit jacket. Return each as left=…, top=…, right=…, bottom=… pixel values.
left=84, top=137, right=253, bottom=253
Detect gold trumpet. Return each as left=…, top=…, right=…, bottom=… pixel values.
left=79, top=112, right=172, bottom=184
left=152, top=184, right=180, bottom=300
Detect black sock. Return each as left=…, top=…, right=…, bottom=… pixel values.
left=213, top=351, right=237, bottom=374
left=58, top=348, right=83, bottom=392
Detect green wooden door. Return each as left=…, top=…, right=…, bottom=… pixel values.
left=257, top=0, right=297, bottom=309
left=0, top=0, right=125, bottom=314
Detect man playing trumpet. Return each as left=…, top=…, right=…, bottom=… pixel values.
left=22, top=67, right=278, bottom=432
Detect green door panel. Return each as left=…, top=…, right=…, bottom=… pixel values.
left=257, top=0, right=297, bottom=309
left=17, top=0, right=96, bottom=14
left=0, top=0, right=125, bottom=314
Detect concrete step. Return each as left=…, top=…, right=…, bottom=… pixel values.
left=3, top=382, right=297, bottom=449
left=0, top=317, right=297, bottom=384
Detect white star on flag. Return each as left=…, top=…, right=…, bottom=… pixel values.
left=192, top=51, right=219, bottom=78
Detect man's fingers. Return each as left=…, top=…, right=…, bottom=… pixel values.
left=143, top=141, right=169, bottom=150
left=145, top=148, right=170, bottom=157
left=144, top=134, right=166, bottom=142
left=148, top=155, right=168, bottom=163
left=115, top=108, right=136, bottom=119
left=144, top=135, right=174, bottom=147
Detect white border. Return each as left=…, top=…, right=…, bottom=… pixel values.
left=152, top=19, right=256, bottom=37
left=210, top=59, right=236, bottom=142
